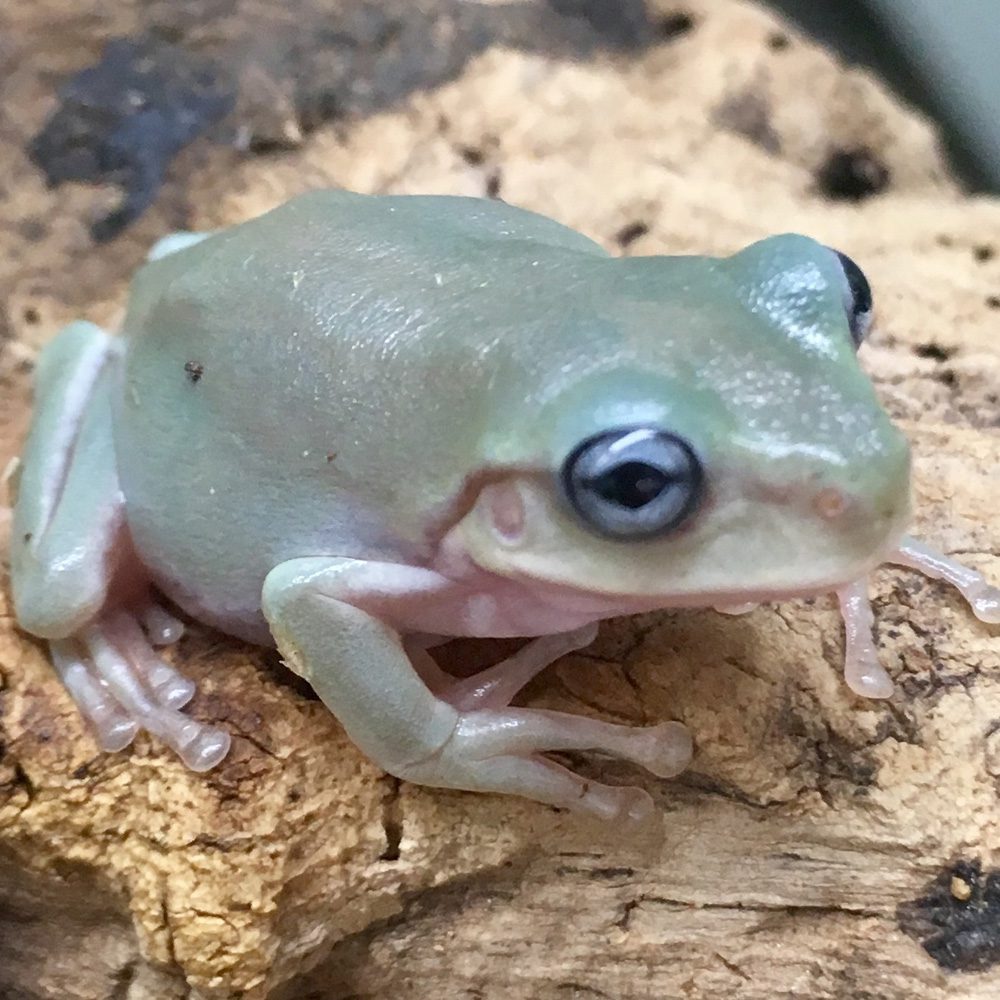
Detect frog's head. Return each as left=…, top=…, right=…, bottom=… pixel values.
left=449, top=234, right=911, bottom=607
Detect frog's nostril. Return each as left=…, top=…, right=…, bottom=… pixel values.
left=813, top=487, right=850, bottom=521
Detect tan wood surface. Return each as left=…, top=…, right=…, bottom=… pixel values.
left=1, top=1, right=998, bottom=997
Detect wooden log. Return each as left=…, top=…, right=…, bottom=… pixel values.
left=1, top=1, right=998, bottom=996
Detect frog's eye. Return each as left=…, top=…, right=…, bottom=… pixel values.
left=830, top=249, right=874, bottom=348
left=561, top=428, right=703, bottom=540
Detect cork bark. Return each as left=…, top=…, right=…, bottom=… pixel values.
left=1, top=1, right=998, bottom=998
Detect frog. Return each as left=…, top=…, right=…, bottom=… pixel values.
left=7, top=189, right=999, bottom=821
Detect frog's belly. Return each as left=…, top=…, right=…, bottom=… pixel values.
left=148, top=570, right=276, bottom=646
left=122, top=478, right=423, bottom=648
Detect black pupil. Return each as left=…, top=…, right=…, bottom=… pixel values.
left=590, top=462, right=669, bottom=509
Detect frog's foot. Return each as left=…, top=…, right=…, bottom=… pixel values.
left=420, top=624, right=601, bottom=711
left=406, top=708, right=692, bottom=822
left=836, top=579, right=895, bottom=699
left=51, top=608, right=230, bottom=770
left=889, top=535, right=1000, bottom=624
left=403, top=624, right=691, bottom=818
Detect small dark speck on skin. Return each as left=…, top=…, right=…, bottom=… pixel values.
left=23, top=533, right=32, bottom=544
left=987, top=296, right=1000, bottom=310
left=326, top=452, right=337, bottom=463
left=22, top=307, right=40, bottom=325
left=486, top=171, right=502, bottom=199
left=184, top=360, right=204, bottom=383
left=767, top=32, right=791, bottom=51
left=974, top=245, right=996, bottom=263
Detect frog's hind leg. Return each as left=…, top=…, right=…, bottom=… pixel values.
left=10, top=321, right=124, bottom=638
left=10, top=321, right=228, bottom=770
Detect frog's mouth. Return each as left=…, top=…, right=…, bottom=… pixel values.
left=440, top=470, right=911, bottom=611
left=452, top=547, right=902, bottom=623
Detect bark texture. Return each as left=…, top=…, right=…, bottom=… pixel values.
left=1, top=1, right=998, bottom=997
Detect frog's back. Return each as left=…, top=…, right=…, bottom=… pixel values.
left=115, top=191, right=609, bottom=637
left=124, top=189, right=609, bottom=405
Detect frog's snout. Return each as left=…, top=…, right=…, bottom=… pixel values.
left=809, top=430, right=912, bottom=539
left=809, top=480, right=906, bottom=532
left=743, top=424, right=911, bottom=551
left=812, top=486, right=850, bottom=521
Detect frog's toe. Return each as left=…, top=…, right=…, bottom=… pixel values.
left=400, top=706, right=688, bottom=820
left=890, top=536, right=1000, bottom=626
left=455, top=708, right=693, bottom=779
left=409, top=750, right=655, bottom=822
left=969, top=584, right=1000, bottom=624
left=51, top=638, right=139, bottom=752
left=836, top=579, right=896, bottom=700
left=50, top=610, right=232, bottom=771
left=138, top=600, right=186, bottom=647
left=483, top=757, right=656, bottom=823
left=97, top=608, right=193, bottom=708
left=627, top=721, right=694, bottom=778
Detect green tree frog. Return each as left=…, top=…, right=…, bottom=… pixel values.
left=7, top=190, right=999, bottom=821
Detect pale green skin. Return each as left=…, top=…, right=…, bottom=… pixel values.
left=9, top=190, right=913, bottom=817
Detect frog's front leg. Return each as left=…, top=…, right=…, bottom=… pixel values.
left=263, top=558, right=691, bottom=820
left=408, top=624, right=600, bottom=712
left=10, top=321, right=229, bottom=769
left=833, top=535, right=999, bottom=700
left=890, top=536, right=1000, bottom=623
